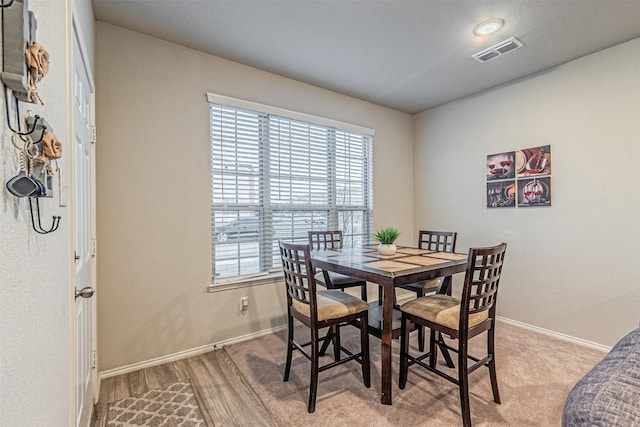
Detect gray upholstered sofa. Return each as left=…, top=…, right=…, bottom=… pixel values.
left=562, top=328, right=640, bottom=426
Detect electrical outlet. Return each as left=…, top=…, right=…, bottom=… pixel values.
left=240, top=296, right=249, bottom=312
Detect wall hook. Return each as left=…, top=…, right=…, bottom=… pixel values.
left=28, top=197, right=61, bottom=234
left=28, top=123, right=47, bottom=143
left=3, top=86, right=40, bottom=135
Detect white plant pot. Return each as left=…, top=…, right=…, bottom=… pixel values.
left=378, top=243, right=397, bottom=256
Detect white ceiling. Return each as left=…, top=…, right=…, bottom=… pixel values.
left=92, top=0, right=640, bottom=114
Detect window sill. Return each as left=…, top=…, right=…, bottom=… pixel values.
left=207, top=272, right=284, bottom=293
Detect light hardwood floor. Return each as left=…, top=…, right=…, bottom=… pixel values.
left=93, top=349, right=278, bottom=427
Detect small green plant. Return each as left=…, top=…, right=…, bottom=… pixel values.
left=374, top=227, right=400, bottom=244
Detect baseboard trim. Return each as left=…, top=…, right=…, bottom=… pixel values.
left=100, top=318, right=610, bottom=380
left=497, top=316, right=611, bottom=353
left=99, top=324, right=288, bottom=380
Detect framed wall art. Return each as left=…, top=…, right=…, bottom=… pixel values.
left=516, top=145, right=551, bottom=177
left=487, top=151, right=515, bottom=181
left=517, top=176, right=552, bottom=207
left=487, top=180, right=516, bottom=208
left=486, top=145, right=552, bottom=209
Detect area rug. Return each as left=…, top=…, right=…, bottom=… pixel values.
left=106, top=380, right=206, bottom=427
left=224, top=321, right=606, bottom=426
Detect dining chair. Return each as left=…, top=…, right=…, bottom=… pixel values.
left=378, top=230, right=457, bottom=350
left=308, top=230, right=368, bottom=301
left=398, top=242, right=507, bottom=427
left=279, top=240, right=371, bottom=413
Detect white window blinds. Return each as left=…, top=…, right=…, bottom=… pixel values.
left=209, top=96, right=373, bottom=283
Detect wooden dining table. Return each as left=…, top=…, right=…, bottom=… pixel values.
left=310, top=244, right=468, bottom=405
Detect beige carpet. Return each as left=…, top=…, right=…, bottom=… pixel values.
left=225, top=321, right=606, bottom=426
left=107, top=380, right=206, bottom=427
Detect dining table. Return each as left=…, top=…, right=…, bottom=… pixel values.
left=310, top=244, right=469, bottom=405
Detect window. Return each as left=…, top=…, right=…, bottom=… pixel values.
left=208, top=94, right=374, bottom=284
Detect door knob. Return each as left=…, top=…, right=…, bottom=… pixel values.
left=75, top=286, right=95, bottom=299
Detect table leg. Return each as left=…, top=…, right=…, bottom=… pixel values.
left=380, top=282, right=393, bottom=405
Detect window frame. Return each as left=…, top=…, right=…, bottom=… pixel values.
left=207, top=93, right=375, bottom=289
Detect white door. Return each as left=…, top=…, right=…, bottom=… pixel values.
left=73, top=21, right=97, bottom=427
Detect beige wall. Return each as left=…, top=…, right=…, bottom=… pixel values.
left=0, top=1, right=94, bottom=425
left=413, top=38, right=640, bottom=347
left=96, top=21, right=639, bottom=373
left=95, top=22, right=414, bottom=371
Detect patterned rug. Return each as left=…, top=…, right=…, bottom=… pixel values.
left=107, top=381, right=206, bottom=427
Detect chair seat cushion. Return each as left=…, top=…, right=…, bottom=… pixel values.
left=315, top=271, right=365, bottom=288
left=400, top=278, right=440, bottom=293
left=292, top=290, right=369, bottom=321
left=400, top=294, right=489, bottom=331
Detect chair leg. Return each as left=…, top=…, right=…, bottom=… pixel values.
left=416, top=289, right=425, bottom=351
left=318, top=327, right=333, bottom=357
left=360, top=314, right=371, bottom=388
left=308, top=327, right=319, bottom=413
left=333, top=325, right=341, bottom=362
left=399, top=315, right=410, bottom=389
left=439, top=334, right=456, bottom=368
left=418, top=326, right=425, bottom=352
left=488, top=325, right=501, bottom=404
left=361, top=283, right=368, bottom=301
left=283, top=314, right=294, bottom=382
left=458, top=339, right=472, bottom=427
left=429, top=329, right=438, bottom=369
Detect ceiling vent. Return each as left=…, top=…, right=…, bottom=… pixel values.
left=472, top=37, right=523, bottom=63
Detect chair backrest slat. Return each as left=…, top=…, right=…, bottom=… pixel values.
left=280, top=241, right=317, bottom=315
left=418, top=230, right=457, bottom=253
left=462, top=243, right=507, bottom=320
left=308, top=230, right=344, bottom=250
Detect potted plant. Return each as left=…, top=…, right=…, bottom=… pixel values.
left=374, top=227, right=400, bottom=255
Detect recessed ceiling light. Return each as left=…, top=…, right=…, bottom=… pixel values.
left=474, top=18, right=504, bottom=36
